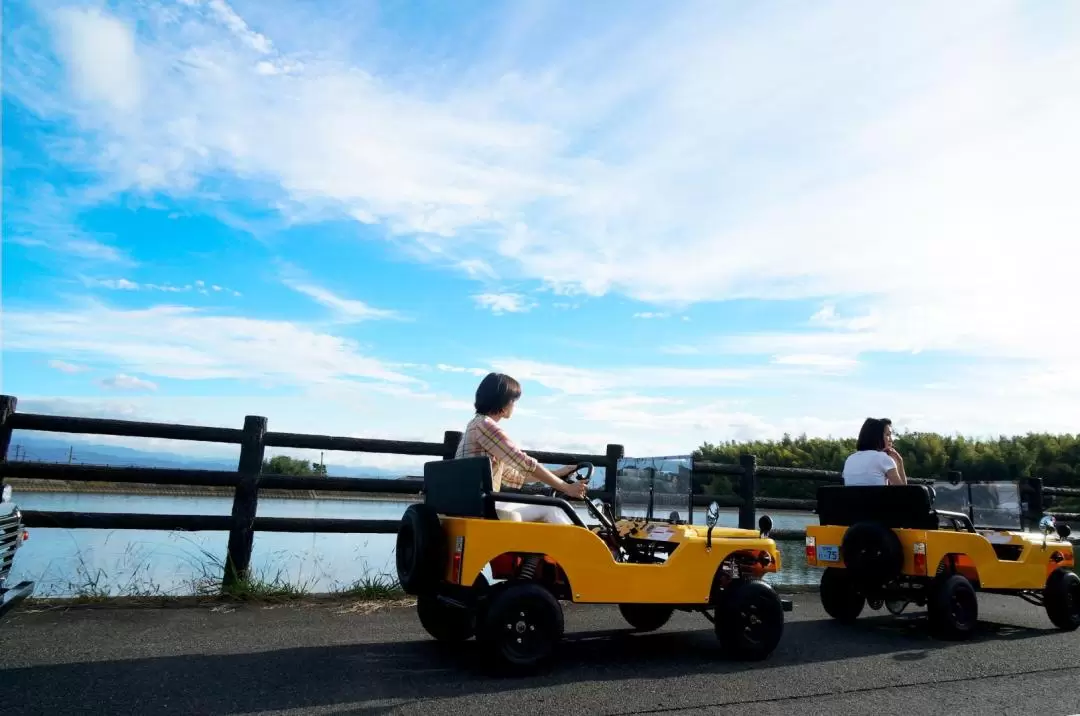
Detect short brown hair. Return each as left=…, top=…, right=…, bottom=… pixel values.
left=855, top=417, right=891, bottom=451
left=474, top=372, right=522, bottom=415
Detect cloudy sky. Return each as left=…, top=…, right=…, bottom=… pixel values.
left=2, top=0, right=1077, bottom=470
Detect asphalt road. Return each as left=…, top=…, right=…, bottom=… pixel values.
left=1, top=592, right=1079, bottom=716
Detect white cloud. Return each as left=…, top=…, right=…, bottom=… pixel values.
left=473, top=292, right=534, bottom=314
left=633, top=312, right=669, bottom=319
left=3, top=300, right=420, bottom=388
left=283, top=278, right=400, bottom=322
left=82, top=277, right=241, bottom=295
left=48, top=6, right=142, bottom=113
left=47, top=359, right=87, bottom=374
left=99, top=373, right=158, bottom=392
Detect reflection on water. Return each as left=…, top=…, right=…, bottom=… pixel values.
left=9, top=492, right=822, bottom=597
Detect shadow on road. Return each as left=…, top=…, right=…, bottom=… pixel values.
left=2, top=614, right=1058, bottom=716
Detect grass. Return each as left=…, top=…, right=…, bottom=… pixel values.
left=18, top=536, right=411, bottom=608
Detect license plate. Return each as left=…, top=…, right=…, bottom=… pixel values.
left=817, top=545, right=839, bottom=562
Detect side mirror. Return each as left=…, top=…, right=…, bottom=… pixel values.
left=705, top=501, right=720, bottom=528
left=705, top=501, right=720, bottom=551
left=1040, top=515, right=1057, bottom=535
left=1056, top=523, right=1072, bottom=541
left=758, top=514, right=773, bottom=538
left=591, top=498, right=606, bottom=512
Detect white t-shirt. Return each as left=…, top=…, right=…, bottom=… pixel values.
left=842, top=450, right=897, bottom=486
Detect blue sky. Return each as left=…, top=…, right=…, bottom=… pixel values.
left=2, top=0, right=1079, bottom=470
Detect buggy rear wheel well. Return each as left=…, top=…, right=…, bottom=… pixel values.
left=484, top=552, right=574, bottom=601
left=935, top=553, right=981, bottom=589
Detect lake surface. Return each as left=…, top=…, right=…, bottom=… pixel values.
left=7, top=492, right=822, bottom=597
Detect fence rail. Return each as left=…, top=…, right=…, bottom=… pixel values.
left=1, top=394, right=1076, bottom=591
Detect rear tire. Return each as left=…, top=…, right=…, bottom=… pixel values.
left=820, top=567, right=865, bottom=623
left=477, top=583, right=564, bottom=674
left=715, top=579, right=785, bottom=661
left=395, top=503, right=445, bottom=595
left=618, top=603, right=674, bottom=632
left=1044, top=568, right=1080, bottom=631
left=417, top=594, right=476, bottom=642
left=927, top=573, right=978, bottom=640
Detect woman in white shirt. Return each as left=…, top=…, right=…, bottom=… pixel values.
left=842, top=417, right=908, bottom=486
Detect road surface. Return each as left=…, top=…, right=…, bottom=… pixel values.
left=1, top=592, right=1078, bottom=715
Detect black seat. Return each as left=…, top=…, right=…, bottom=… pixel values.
left=423, top=457, right=496, bottom=518
left=422, top=457, right=588, bottom=528
left=816, top=485, right=939, bottom=530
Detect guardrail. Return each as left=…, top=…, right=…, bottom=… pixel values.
left=1, top=394, right=1076, bottom=590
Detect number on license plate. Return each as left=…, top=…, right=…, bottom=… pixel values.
left=817, top=545, right=839, bottom=562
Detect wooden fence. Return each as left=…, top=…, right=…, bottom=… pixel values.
left=1, top=394, right=1077, bottom=590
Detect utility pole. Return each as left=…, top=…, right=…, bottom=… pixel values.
left=68, top=446, right=74, bottom=464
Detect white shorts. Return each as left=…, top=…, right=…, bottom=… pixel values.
left=494, top=501, right=575, bottom=525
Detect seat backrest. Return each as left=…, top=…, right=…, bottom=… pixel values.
left=423, top=457, right=495, bottom=518
left=816, top=485, right=938, bottom=529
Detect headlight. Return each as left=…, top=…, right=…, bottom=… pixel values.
left=1, top=484, right=11, bottom=503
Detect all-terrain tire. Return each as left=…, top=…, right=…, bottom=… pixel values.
left=820, top=567, right=866, bottom=623
left=477, top=583, right=564, bottom=674
left=416, top=593, right=477, bottom=642
left=395, top=503, right=445, bottom=595
left=618, top=603, right=674, bottom=632
left=841, top=521, right=904, bottom=585
left=927, top=573, right=978, bottom=640
left=715, top=579, right=785, bottom=661
left=1044, top=568, right=1080, bottom=632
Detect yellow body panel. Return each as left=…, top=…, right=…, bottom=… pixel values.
left=441, top=517, right=781, bottom=604
left=806, top=524, right=1075, bottom=590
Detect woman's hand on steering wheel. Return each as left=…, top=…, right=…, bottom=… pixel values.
left=561, top=480, right=588, bottom=499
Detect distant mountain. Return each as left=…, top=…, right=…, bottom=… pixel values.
left=6, top=435, right=417, bottom=479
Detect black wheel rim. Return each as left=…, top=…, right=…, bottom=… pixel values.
left=950, top=590, right=974, bottom=627
left=500, top=602, right=548, bottom=659
left=736, top=595, right=773, bottom=646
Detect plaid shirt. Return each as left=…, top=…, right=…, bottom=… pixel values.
left=455, top=414, right=539, bottom=492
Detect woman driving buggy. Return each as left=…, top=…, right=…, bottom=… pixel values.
left=455, top=372, right=588, bottom=524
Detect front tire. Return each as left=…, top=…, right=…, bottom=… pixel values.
left=477, top=583, right=564, bottom=673
left=715, top=579, right=785, bottom=660
left=618, top=603, right=674, bottom=632
left=927, top=573, right=978, bottom=640
left=1044, top=568, right=1080, bottom=631
left=820, top=567, right=866, bottom=623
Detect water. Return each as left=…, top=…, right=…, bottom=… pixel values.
left=7, top=492, right=821, bottom=597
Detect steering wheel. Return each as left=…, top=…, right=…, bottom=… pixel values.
left=563, top=462, right=622, bottom=536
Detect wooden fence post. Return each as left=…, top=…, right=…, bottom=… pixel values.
left=442, top=430, right=462, bottom=460
left=0, top=396, right=16, bottom=462
left=1023, top=476, right=1044, bottom=530
left=223, top=415, right=267, bottom=590
left=738, top=453, right=757, bottom=531
left=0, top=396, right=16, bottom=492
left=605, top=443, right=623, bottom=515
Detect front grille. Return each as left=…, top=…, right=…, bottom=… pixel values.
left=0, top=509, right=23, bottom=586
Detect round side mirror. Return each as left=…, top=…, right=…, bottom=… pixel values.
left=1039, top=515, right=1057, bottom=534
left=758, top=514, right=773, bottom=537
left=705, top=501, right=720, bottom=528
left=1057, top=523, right=1072, bottom=540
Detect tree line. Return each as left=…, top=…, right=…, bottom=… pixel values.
left=693, top=431, right=1080, bottom=510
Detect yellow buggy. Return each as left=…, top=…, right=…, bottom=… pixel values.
left=394, top=457, right=792, bottom=673
left=805, top=483, right=1077, bottom=639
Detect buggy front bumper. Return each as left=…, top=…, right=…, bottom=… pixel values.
left=0, top=580, right=35, bottom=620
